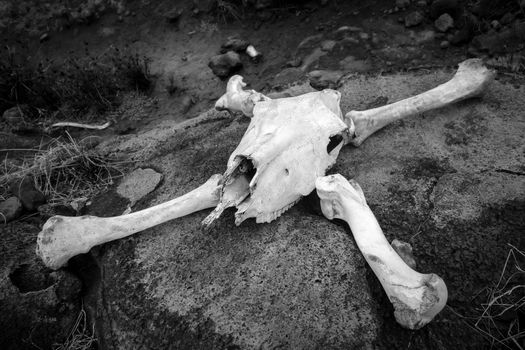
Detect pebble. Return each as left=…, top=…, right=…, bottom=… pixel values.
left=440, top=40, right=450, bottom=49
left=358, top=32, right=370, bottom=40
left=0, top=197, right=23, bottom=223
left=405, top=11, right=425, bottom=27
left=208, top=51, right=242, bottom=79
left=10, top=177, right=46, bottom=212
left=434, top=13, right=454, bottom=32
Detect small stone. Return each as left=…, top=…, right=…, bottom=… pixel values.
left=391, top=239, right=417, bottom=269
left=416, top=0, right=427, bottom=6
left=2, top=106, right=24, bottom=125
left=395, top=0, right=410, bottom=8
left=405, top=11, right=424, bottom=27
left=180, top=94, right=194, bottom=113
left=491, top=20, right=501, bottom=30
left=358, top=32, right=370, bottom=40
left=165, top=7, right=183, bottom=24
left=39, top=33, right=50, bottom=42
left=397, top=17, right=404, bottom=23
left=0, top=197, right=23, bottom=223
left=116, top=168, right=163, bottom=206
left=221, top=37, right=249, bottom=53
left=208, top=51, right=242, bottom=79
left=307, top=70, right=344, bottom=90
left=440, top=40, right=450, bottom=48
left=286, top=57, right=302, bottom=68
left=434, top=13, right=454, bottom=32
left=320, top=40, right=337, bottom=51
left=10, top=177, right=46, bottom=212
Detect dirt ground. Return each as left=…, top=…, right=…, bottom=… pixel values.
left=1, top=0, right=524, bottom=349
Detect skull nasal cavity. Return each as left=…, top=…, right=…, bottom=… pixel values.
left=327, top=134, right=344, bottom=154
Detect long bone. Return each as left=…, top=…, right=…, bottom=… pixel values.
left=345, top=59, right=494, bottom=146
left=315, top=174, right=448, bottom=329
left=37, top=174, right=222, bottom=270
left=214, top=75, right=270, bottom=117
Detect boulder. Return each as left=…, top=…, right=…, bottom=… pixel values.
left=208, top=51, right=242, bottom=79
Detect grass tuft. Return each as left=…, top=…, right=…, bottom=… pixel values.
left=53, top=305, right=96, bottom=350
left=449, top=244, right=524, bottom=350
left=0, top=133, right=128, bottom=207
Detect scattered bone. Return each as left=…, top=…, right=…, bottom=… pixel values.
left=49, top=121, right=111, bottom=130
left=36, top=174, right=222, bottom=270
left=245, top=45, right=262, bottom=62
left=316, top=174, right=448, bottom=329
left=214, top=75, right=270, bottom=117
left=345, top=59, right=494, bottom=146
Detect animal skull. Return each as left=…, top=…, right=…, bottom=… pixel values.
left=203, top=89, right=349, bottom=226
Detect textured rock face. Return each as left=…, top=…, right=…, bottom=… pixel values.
left=90, top=69, right=525, bottom=349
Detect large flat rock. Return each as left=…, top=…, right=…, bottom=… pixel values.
left=92, top=67, right=525, bottom=349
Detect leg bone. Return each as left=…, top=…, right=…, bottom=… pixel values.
left=215, top=75, right=270, bottom=117
left=345, top=59, right=495, bottom=146
left=315, top=174, right=448, bottom=329
left=36, top=174, right=222, bottom=270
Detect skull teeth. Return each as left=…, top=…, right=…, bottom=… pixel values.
left=252, top=198, right=301, bottom=224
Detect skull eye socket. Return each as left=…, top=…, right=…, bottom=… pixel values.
left=327, top=134, right=344, bottom=154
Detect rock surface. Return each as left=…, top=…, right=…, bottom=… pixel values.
left=0, top=222, right=82, bottom=350
left=87, top=68, right=525, bottom=349
left=404, top=11, right=424, bottom=27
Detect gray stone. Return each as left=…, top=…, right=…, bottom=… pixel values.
left=221, top=37, right=249, bottom=53
left=434, top=13, right=454, bottom=32
left=208, top=51, right=242, bottom=79
left=405, top=11, right=424, bottom=27
left=396, top=0, right=411, bottom=8
left=0, top=197, right=22, bottom=223
left=116, top=168, right=163, bottom=206
left=9, top=177, right=46, bottom=212
left=320, top=40, right=336, bottom=51
left=440, top=40, right=450, bottom=48
left=430, top=0, right=462, bottom=19
left=339, top=56, right=371, bottom=73
left=272, top=67, right=306, bottom=88
left=308, top=70, right=344, bottom=89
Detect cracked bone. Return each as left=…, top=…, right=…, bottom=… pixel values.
left=315, top=174, right=448, bottom=329
left=36, top=174, right=222, bottom=270
left=214, top=75, right=269, bottom=117
left=345, top=59, right=495, bottom=146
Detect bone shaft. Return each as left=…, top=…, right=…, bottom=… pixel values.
left=97, top=189, right=218, bottom=244
left=355, top=77, right=481, bottom=131
left=341, top=204, right=421, bottom=283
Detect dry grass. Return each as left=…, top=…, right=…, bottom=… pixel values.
left=53, top=305, right=96, bottom=350
left=0, top=133, right=128, bottom=207
left=449, top=244, right=524, bottom=350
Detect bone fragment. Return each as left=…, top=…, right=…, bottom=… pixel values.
left=215, top=75, right=270, bottom=117
left=345, top=58, right=495, bottom=146
left=36, top=174, right=223, bottom=270
left=49, top=121, right=111, bottom=130
left=315, top=174, right=448, bottom=329
left=245, top=45, right=262, bottom=62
